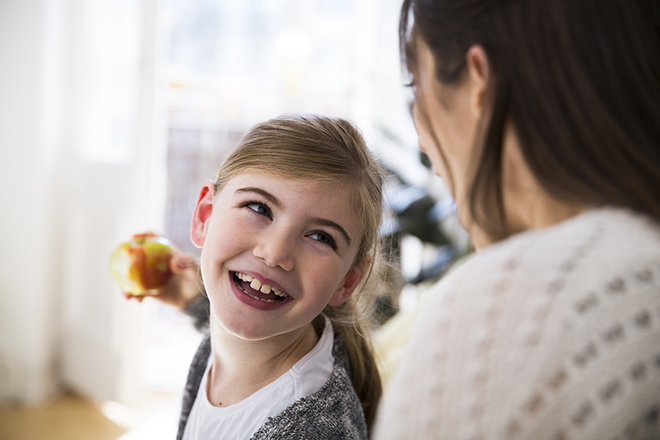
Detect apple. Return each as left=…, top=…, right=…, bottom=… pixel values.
left=110, top=234, right=174, bottom=296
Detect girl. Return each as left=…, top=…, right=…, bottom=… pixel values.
left=177, top=114, right=383, bottom=439
left=373, top=0, right=660, bottom=438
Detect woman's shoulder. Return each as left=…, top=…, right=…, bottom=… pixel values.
left=250, top=343, right=368, bottom=440
left=423, top=206, right=660, bottom=329
left=375, top=208, right=660, bottom=438
left=451, top=206, right=660, bottom=284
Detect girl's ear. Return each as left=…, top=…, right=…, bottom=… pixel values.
left=328, top=261, right=368, bottom=307
left=190, top=181, right=216, bottom=249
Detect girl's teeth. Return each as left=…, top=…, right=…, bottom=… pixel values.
left=250, top=278, right=262, bottom=290
left=236, top=272, right=288, bottom=297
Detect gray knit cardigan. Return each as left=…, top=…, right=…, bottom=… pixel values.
left=176, top=327, right=368, bottom=439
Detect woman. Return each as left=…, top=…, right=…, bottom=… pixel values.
left=372, top=0, right=660, bottom=439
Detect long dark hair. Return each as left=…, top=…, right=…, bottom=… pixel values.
left=400, top=0, right=660, bottom=240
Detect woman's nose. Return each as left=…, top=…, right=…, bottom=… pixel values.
left=252, top=229, right=295, bottom=271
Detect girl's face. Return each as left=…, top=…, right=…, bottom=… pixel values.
left=191, top=171, right=365, bottom=341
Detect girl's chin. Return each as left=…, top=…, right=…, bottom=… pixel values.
left=210, top=307, right=274, bottom=340
left=212, top=313, right=310, bottom=343
left=217, top=323, right=272, bottom=341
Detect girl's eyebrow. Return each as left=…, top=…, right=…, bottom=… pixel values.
left=235, top=187, right=281, bottom=208
left=310, top=217, right=352, bottom=247
left=235, top=186, right=353, bottom=246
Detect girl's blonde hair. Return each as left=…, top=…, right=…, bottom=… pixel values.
left=214, top=114, right=384, bottom=427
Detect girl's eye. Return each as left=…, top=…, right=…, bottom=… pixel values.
left=244, top=202, right=272, bottom=219
left=308, top=231, right=337, bottom=250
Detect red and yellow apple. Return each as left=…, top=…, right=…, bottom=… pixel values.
left=110, top=234, right=174, bottom=296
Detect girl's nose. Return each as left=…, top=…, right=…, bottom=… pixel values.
left=253, top=230, right=295, bottom=271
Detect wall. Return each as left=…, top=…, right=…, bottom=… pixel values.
left=0, top=0, right=63, bottom=405
left=0, top=0, right=163, bottom=407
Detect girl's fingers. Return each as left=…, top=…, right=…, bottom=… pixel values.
left=131, top=231, right=159, bottom=239
left=122, top=291, right=144, bottom=303
left=170, top=253, right=198, bottom=274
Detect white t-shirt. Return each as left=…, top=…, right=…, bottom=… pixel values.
left=182, top=316, right=335, bottom=440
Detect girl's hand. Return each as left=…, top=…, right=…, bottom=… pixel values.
left=122, top=232, right=203, bottom=310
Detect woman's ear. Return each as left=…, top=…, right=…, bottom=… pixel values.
left=465, top=44, right=490, bottom=116
left=328, top=261, right=368, bottom=307
left=190, top=181, right=216, bottom=249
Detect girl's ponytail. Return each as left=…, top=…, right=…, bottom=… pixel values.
left=323, top=259, right=384, bottom=429
left=325, top=305, right=382, bottom=428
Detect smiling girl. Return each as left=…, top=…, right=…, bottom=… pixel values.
left=177, top=114, right=384, bottom=440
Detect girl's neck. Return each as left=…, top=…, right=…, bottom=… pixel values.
left=206, top=319, right=320, bottom=407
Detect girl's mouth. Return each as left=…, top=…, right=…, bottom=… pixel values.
left=231, top=271, right=289, bottom=303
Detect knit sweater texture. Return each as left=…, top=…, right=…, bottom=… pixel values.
left=177, top=329, right=367, bottom=440
left=373, top=207, right=660, bottom=439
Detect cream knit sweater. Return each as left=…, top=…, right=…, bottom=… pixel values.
left=373, top=208, right=660, bottom=440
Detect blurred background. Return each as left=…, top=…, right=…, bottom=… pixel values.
left=0, top=0, right=468, bottom=438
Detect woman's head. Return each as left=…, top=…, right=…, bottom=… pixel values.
left=401, top=0, right=660, bottom=241
left=214, top=114, right=384, bottom=272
